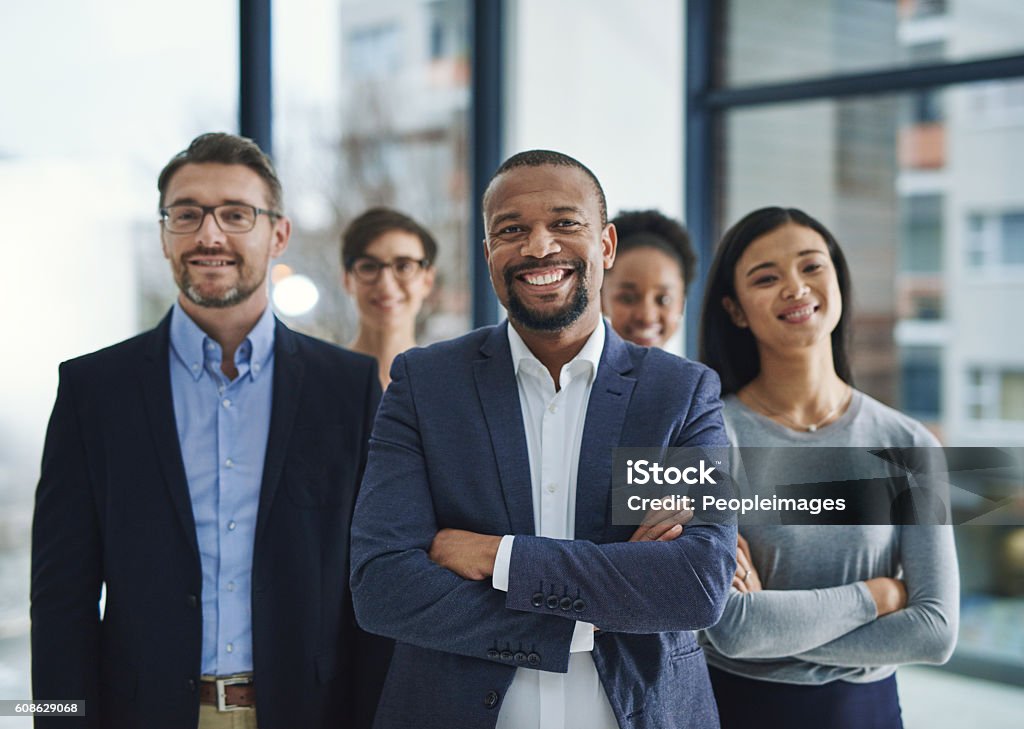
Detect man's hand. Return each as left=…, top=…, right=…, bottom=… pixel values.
left=429, top=528, right=502, bottom=581
left=628, top=502, right=694, bottom=542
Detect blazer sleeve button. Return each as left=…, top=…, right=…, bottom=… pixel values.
left=531, top=592, right=545, bottom=607
left=514, top=651, right=527, bottom=663
left=559, top=596, right=573, bottom=611
left=572, top=598, right=586, bottom=612
left=486, top=649, right=500, bottom=660
left=527, top=652, right=541, bottom=666
left=545, top=595, right=560, bottom=610
left=484, top=690, right=500, bottom=709
left=500, top=650, right=513, bottom=662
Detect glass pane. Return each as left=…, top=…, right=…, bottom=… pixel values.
left=722, top=0, right=1024, bottom=87
left=1002, top=371, right=1024, bottom=420
left=0, top=0, right=237, bottom=706
left=902, top=194, right=943, bottom=272
left=272, top=0, right=471, bottom=346
left=901, top=347, right=942, bottom=419
left=722, top=81, right=1024, bottom=446
left=1003, top=212, right=1024, bottom=265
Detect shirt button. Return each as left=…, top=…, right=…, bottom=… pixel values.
left=218, top=385, right=225, bottom=395
left=227, top=582, right=236, bottom=592
left=227, top=521, right=236, bottom=531
left=253, top=363, right=261, bottom=373
left=191, top=363, right=200, bottom=372
left=222, top=399, right=231, bottom=408
left=226, top=643, right=233, bottom=653
left=206, top=343, right=216, bottom=351
left=225, top=458, right=234, bottom=469
left=546, top=483, right=557, bottom=494
left=548, top=403, right=557, bottom=414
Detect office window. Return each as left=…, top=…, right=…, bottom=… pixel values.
left=901, top=346, right=942, bottom=419
left=902, top=195, right=944, bottom=273
left=967, top=211, right=1024, bottom=269
left=347, top=23, right=403, bottom=79
left=967, top=368, right=1024, bottom=422
left=703, top=2, right=1024, bottom=691
left=0, top=0, right=238, bottom=704
left=273, top=0, right=471, bottom=345
left=966, top=78, right=1024, bottom=128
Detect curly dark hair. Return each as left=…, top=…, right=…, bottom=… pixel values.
left=610, top=210, right=696, bottom=289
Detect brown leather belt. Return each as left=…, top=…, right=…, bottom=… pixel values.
left=199, top=676, right=255, bottom=711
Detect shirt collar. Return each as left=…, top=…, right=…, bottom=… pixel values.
left=507, top=319, right=606, bottom=388
left=169, top=300, right=276, bottom=382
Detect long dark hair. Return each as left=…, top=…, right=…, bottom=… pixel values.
left=699, top=207, right=854, bottom=395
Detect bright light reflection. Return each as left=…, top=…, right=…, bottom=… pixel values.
left=272, top=274, right=319, bottom=316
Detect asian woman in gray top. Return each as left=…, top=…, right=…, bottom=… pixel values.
left=696, top=207, right=958, bottom=729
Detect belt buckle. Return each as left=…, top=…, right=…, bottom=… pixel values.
left=216, top=676, right=251, bottom=712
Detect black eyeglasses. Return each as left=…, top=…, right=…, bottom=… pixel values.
left=160, top=204, right=282, bottom=234
left=347, top=256, right=429, bottom=283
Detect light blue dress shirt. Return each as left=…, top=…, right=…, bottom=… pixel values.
left=168, top=301, right=275, bottom=676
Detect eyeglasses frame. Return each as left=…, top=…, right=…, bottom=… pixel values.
left=345, top=255, right=431, bottom=284
left=159, top=203, right=283, bottom=234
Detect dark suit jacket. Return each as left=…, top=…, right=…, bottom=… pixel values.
left=31, top=310, right=391, bottom=729
left=351, top=321, right=736, bottom=729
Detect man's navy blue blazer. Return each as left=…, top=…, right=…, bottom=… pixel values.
left=31, top=310, right=391, bottom=729
left=351, top=321, right=737, bottom=729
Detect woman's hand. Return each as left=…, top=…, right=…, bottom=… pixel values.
left=864, top=577, right=907, bottom=616
left=733, top=533, right=763, bottom=593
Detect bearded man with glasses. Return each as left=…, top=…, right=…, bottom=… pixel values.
left=31, top=132, right=390, bottom=729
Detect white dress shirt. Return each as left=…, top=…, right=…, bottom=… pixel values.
left=490, top=322, right=619, bottom=729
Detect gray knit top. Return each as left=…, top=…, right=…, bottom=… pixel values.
left=698, top=390, right=959, bottom=684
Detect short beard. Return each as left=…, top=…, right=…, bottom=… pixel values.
left=183, top=282, right=249, bottom=308
left=503, top=259, right=589, bottom=332
left=175, top=257, right=260, bottom=309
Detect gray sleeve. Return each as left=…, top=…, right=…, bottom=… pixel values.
left=702, top=581, right=877, bottom=659
left=792, top=525, right=959, bottom=667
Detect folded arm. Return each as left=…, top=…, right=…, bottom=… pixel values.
left=350, top=356, right=577, bottom=672
left=792, top=525, right=959, bottom=667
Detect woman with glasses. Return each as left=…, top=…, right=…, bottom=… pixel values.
left=696, top=207, right=958, bottom=729
left=341, top=207, right=437, bottom=390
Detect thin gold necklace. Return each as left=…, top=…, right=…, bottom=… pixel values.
left=744, top=385, right=853, bottom=433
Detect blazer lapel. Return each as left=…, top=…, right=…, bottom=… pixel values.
left=139, top=311, right=200, bottom=560
left=255, top=319, right=304, bottom=546
left=575, top=325, right=636, bottom=543
left=474, top=323, right=536, bottom=535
